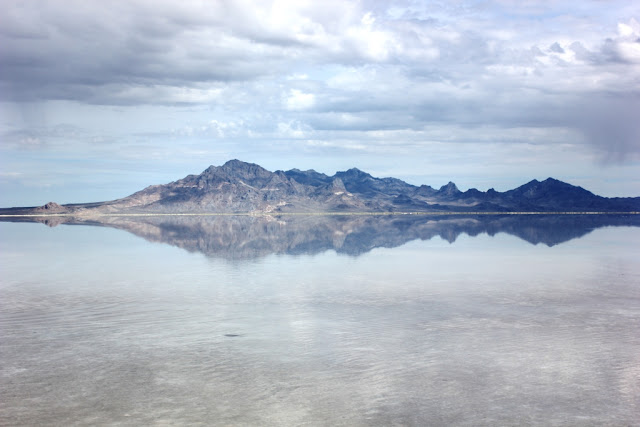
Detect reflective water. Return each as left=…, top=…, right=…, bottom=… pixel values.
left=1, top=216, right=639, bottom=425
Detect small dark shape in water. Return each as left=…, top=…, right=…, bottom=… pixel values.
left=224, top=334, right=242, bottom=337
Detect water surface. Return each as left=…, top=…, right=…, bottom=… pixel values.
left=1, top=216, right=639, bottom=425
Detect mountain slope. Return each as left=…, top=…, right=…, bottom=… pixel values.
left=1, top=160, right=639, bottom=214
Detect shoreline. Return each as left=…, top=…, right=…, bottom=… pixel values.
left=1, top=211, right=639, bottom=218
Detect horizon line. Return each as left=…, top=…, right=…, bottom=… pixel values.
left=2, top=211, right=639, bottom=218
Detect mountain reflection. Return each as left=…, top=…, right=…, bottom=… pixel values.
left=7, top=213, right=637, bottom=259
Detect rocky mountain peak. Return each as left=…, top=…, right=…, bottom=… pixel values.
left=199, top=159, right=274, bottom=188
left=438, top=182, right=461, bottom=196
left=338, top=168, right=372, bottom=179
left=33, top=201, right=66, bottom=213
left=220, top=159, right=268, bottom=175
left=44, top=202, right=62, bottom=209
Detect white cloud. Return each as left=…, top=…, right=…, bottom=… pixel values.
left=617, top=21, right=637, bottom=37
left=614, top=19, right=640, bottom=62
left=285, top=89, right=316, bottom=110
left=277, top=121, right=310, bottom=138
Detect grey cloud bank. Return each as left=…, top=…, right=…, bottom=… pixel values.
left=1, top=0, right=639, bottom=206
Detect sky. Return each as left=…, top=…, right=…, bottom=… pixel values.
left=1, top=0, right=639, bottom=206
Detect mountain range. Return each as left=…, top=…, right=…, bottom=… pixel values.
left=1, top=159, right=639, bottom=214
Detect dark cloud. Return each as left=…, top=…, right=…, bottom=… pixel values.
left=573, top=93, right=640, bottom=162
left=0, top=1, right=297, bottom=103
left=549, top=42, right=565, bottom=53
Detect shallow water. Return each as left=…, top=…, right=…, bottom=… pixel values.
left=1, top=218, right=639, bottom=425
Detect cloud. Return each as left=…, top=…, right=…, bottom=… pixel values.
left=549, top=42, right=565, bottom=53
left=1, top=0, right=639, bottom=165
left=0, top=1, right=293, bottom=103
left=285, top=89, right=316, bottom=110
left=573, top=94, right=640, bottom=163
left=612, top=18, right=640, bottom=62
left=0, top=123, right=89, bottom=150
left=277, top=120, right=311, bottom=138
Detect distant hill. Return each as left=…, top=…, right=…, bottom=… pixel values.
left=1, top=159, right=639, bottom=214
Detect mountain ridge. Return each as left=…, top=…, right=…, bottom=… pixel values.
left=1, top=159, right=639, bottom=215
